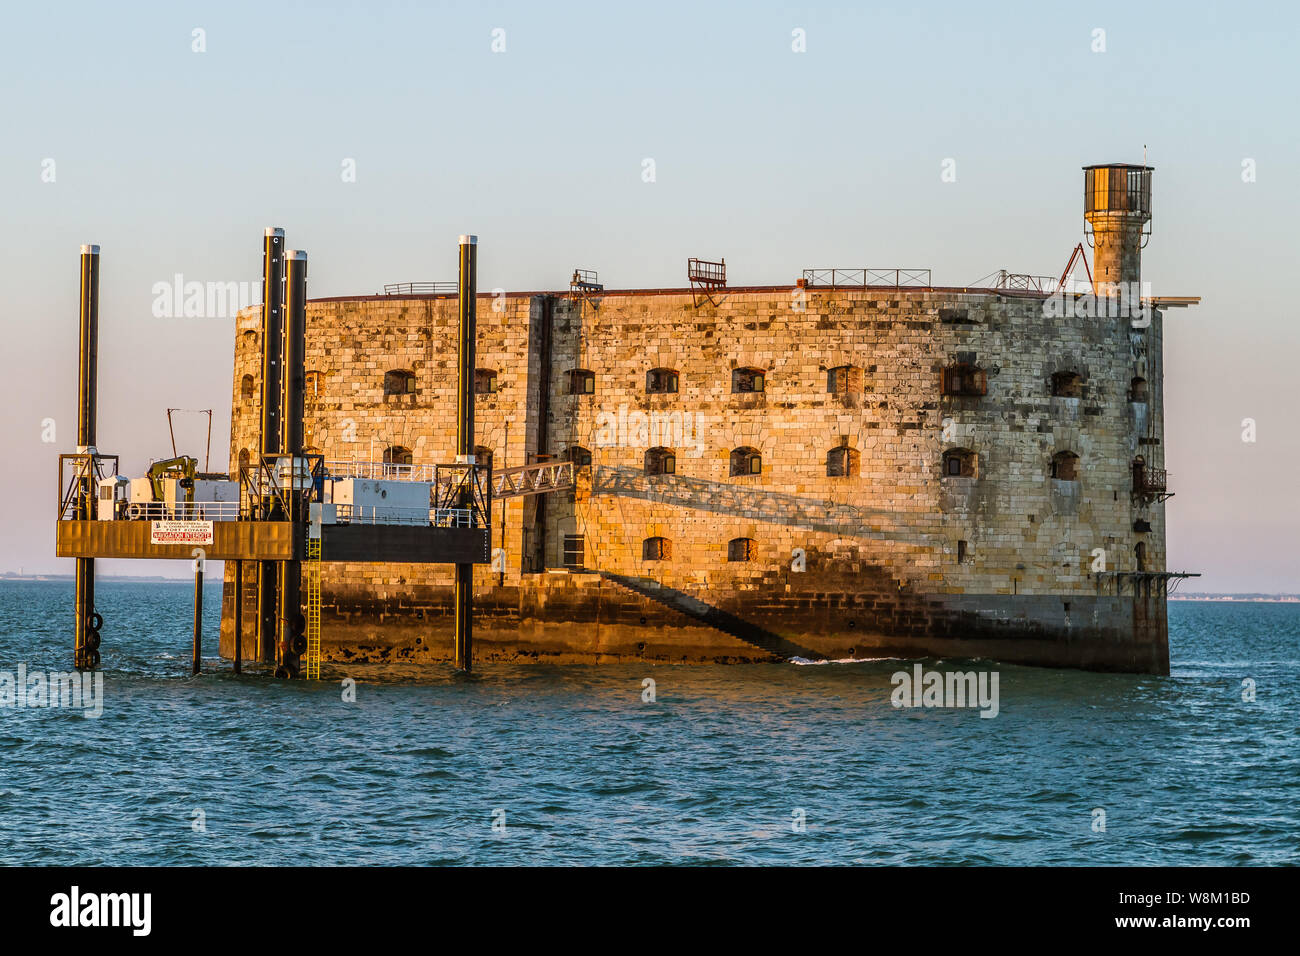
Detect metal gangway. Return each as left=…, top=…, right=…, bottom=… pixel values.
left=490, top=460, right=575, bottom=500
left=324, top=458, right=575, bottom=502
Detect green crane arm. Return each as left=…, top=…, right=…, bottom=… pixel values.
left=146, top=456, right=198, bottom=502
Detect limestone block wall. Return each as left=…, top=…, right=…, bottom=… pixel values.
left=542, top=289, right=1163, bottom=600
left=225, top=283, right=1166, bottom=647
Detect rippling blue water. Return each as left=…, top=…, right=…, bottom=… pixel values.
left=0, top=581, right=1295, bottom=865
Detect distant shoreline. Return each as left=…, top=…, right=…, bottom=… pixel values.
left=1, top=575, right=1297, bottom=602
left=1169, top=595, right=1300, bottom=603
left=0, top=575, right=197, bottom=583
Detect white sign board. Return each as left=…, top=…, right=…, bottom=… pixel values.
left=150, top=520, right=214, bottom=545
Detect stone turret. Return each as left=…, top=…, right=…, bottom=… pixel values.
left=1084, top=163, right=1152, bottom=295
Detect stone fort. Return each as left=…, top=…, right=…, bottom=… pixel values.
left=221, top=164, right=1188, bottom=674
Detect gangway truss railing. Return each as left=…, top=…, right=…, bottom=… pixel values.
left=325, top=458, right=571, bottom=503
left=491, top=460, right=575, bottom=500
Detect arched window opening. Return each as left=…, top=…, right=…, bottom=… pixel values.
left=826, top=446, right=860, bottom=478
left=473, top=446, right=494, bottom=472
left=730, top=446, right=762, bottom=476
left=727, top=538, right=755, bottom=562
left=475, top=369, right=498, bottom=395
left=240, top=374, right=255, bottom=400
left=1050, top=371, right=1082, bottom=398
left=567, top=368, right=595, bottom=395
left=943, top=448, right=977, bottom=478
left=645, top=447, right=676, bottom=475
left=1051, top=450, right=1080, bottom=481
left=732, top=367, right=766, bottom=394
left=1129, top=377, right=1148, bottom=403
left=642, top=537, right=671, bottom=561
left=827, top=365, right=863, bottom=394
left=942, top=363, right=987, bottom=397
left=568, top=445, right=592, bottom=469
left=1135, top=541, right=1147, bottom=572
left=646, top=368, right=678, bottom=394
left=384, top=369, right=416, bottom=397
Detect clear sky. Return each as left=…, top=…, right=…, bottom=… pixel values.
left=2, top=1, right=1296, bottom=590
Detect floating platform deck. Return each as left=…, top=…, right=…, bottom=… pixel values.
left=55, top=521, right=489, bottom=564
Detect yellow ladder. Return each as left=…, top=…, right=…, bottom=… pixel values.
left=304, top=534, right=322, bottom=678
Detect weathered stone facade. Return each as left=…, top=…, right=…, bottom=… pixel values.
left=220, top=276, right=1172, bottom=673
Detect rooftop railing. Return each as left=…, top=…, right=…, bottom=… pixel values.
left=801, top=268, right=932, bottom=289
left=687, top=258, right=727, bottom=285
left=381, top=282, right=458, bottom=295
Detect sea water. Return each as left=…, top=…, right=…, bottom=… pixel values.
left=0, top=581, right=1294, bottom=865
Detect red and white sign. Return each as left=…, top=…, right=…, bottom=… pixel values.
left=150, top=520, right=214, bottom=545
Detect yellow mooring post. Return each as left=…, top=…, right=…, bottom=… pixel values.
left=304, top=517, right=322, bottom=679
left=192, top=553, right=203, bottom=675
left=233, top=558, right=242, bottom=675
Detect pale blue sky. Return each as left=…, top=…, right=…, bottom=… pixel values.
left=2, top=1, right=1296, bottom=590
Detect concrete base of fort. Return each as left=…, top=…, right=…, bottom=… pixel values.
left=219, top=576, right=1169, bottom=675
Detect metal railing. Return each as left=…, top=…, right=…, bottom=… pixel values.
left=332, top=505, right=429, bottom=526
left=1133, top=464, right=1169, bottom=495
left=570, top=269, right=602, bottom=291
left=382, top=282, right=458, bottom=295
left=118, top=501, right=242, bottom=521
left=990, top=271, right=1057, bottom=293
left=432, top=508, right=475, bottom=528
left=331, top=505, right=476, bottom=527
left=801, top=268, right=931, bottom=289
left=687, top=258, right=727, bottom=285
left=323, top=460, right=438, bottom=482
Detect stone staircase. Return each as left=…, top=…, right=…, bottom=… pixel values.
left=599, top=572, right=821, bottom=661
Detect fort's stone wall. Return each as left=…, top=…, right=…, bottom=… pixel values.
left=221, top=285, right=1169, bottom=673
